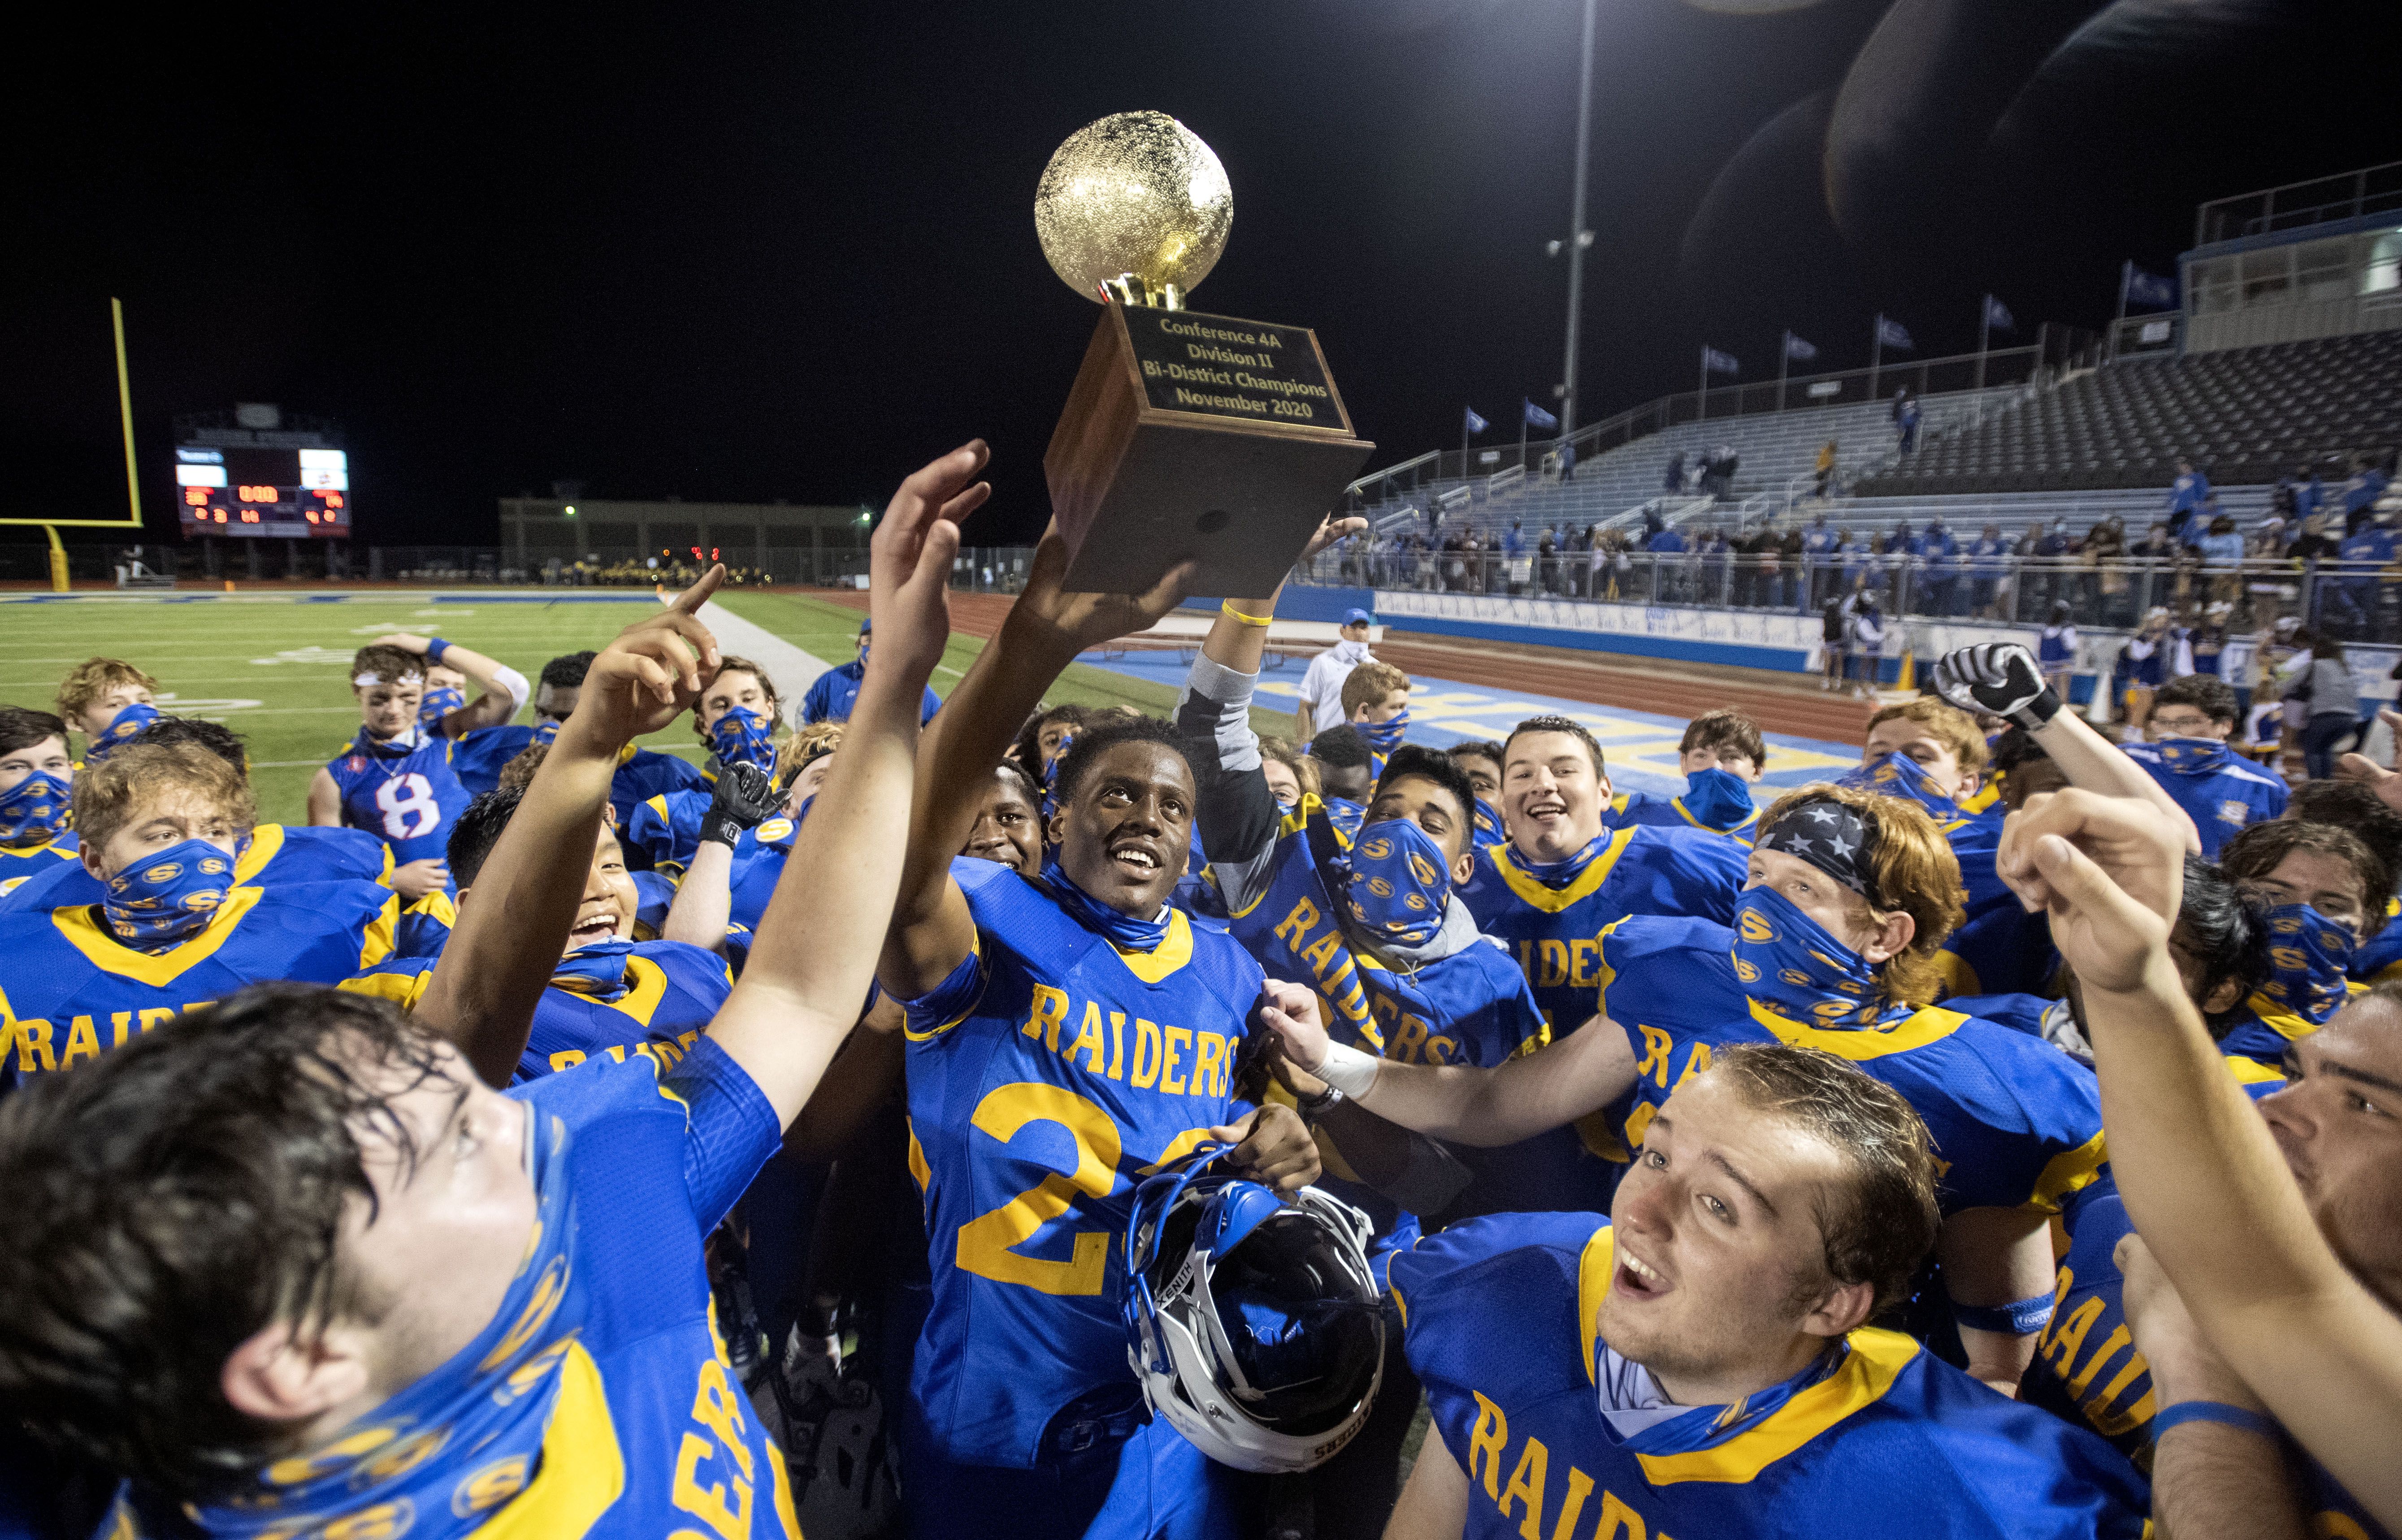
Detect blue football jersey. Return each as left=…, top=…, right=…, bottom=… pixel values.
left=1458, top=829, right=1746, bottom=1035
left=342, top=938, right=733, bottom=1084
left=448, top=722, right=538, bottom=798
left=1616, top=794, right=1760, bottom=842
left=899, top=856, right=1266, bottom=1468
left=0, top=822, right=389, bottom=914
left=0, top=833, right=78, bottom=901
left=2025, top=1056, right=2289, bottom=1458
left=1392, top=1214, right=2148, bottom=1540
left=627, top=789, right=711, bottom=876
left=1223, top=801, right=1600, bottom=1225
left=609, top=747, right=711, bottom=833
left=1, top=880, right=398, bottom=1084
left=1933, top=900, right=2059, bottom=1001
left=801, top=657, right=942, bottom=725
left=1597, top=916, right=2109, bottom=1217
left=724, top=814, right=802, bottom=934
left=102, top=1042, right=798, bottom=1540
left=2120, top=742, right=2289, bottom=859
left=326, top=731, right=475, bottom=870
left=395, top=890, right=456, bottom=958
left=2353, top=898, right=2402, bottom=985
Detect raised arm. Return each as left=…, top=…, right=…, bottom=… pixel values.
left=659, top=763, right=780, bottom=953
left=1258, top=981, right=1637, bottom=1146
left=415, top=577, right=726, bottom=1085
left=1933, top=642, right=2199, bottom=850
left=879, top=506, right=1191, bottom=1000
left=2002, top=788, right=2402, bottom=1531
left=382, top=633, right=529, bottom=738
left=712, top=444, right=983, bottom=1124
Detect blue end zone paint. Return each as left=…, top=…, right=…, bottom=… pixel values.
left=1186, top=587, right=1375, bottom=624
left=1074, top=647, right=1864, bottom=803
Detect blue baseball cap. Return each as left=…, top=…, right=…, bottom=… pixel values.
left=1341, top=607, right=1373, bottom=628
left=858, top=617, right=872, bottom=634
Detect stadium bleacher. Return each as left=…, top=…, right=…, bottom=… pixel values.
left=1360, top=386, right=2024, bottom=536
left=1861, top=331, right=2402, bottom=497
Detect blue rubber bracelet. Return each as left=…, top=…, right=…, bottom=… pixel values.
left=425, top=637, right=451, bottom=664
left=2151, top=1401, right=2278, bottom=1440
left=1952, top=1290, right=2056, bottom=1336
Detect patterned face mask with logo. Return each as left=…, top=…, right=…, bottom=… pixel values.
left=1728, top=885, right=1902, bottom=1029
left=707, top=706, right=778, bottom=774
left=0, top=769, right=72, bottom=846
left=102, top=837, right=243, bottom=949
left=1342, top=817, right=1449, bottom=948
left=195, top=1101, right=590, bottom=1540
left=1838, top=750, right=1963, bottom=824
left=2153, top=738, right=2232, bottom=777
left=417, top=687, right=467, bottom=728
left=2258, top=902, right=2357, bottom=1026
left=82, top=701, right=162, bottom=765
left=1355, top=708, right=1409, bottom=758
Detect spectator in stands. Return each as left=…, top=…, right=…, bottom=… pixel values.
left=2033, top=516, right=2073, bottom=615
left=2187, top=491, right=2225, bottom=550
left=1556, top=436, right=1575, bottom=481
left=1663, top=450, right=1685, bottom=495
left=2345, top=453, right=2391, bottom=534
left=1699, top=525, right=1731, bottom=603
left=2293, top=512, right=2341, bottom=566
left=2298, top=464, right=2326, bottom=525
left=1919, top=515, right=1960, bottom=616
left=1648, top=519, right=1690, bottom=601
left=2090, top=516, right=2132, bottom=628
left=1820, top=590, right=1850, bottom=691
left=2288, top=629, right=2359, bottom=780
left=2038, top=601, right=2079, bottom=705
left=1537, top=524, right=1558, bottom=595
left=1897, top=394, right=1921, bottom=453
left=2330, top=508, right=2398, bottom=640
left=1802, top=512, right=1838, bottom=607
left=1715, top=444, right=1740, bottom=497
left=1814, top=439, right=1837, bottom=497
left=1501, top=520, right=1528, bottom=595
left=1848, top=590, right=1885, bottom=698
left=1839, top=528, right=1870, bottom=597
left=1968, top=522, right=2008, bottom=618
left=1775, top=519, right=1805, bottom=610
left=2167, top=457, right=2211, bottom=540
left=2199, top=515, right=2247, bottom=606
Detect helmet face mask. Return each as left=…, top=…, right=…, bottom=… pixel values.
left=1126, top=1158, right=1385, bottom=1472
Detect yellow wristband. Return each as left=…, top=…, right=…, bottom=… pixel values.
left=1220, top=603, right=1273, bottom=628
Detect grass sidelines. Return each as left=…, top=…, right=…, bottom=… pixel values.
left=1, top=588, right=1286, bottom=825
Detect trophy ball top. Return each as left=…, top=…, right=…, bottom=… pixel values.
left=1034, top=111, right=1232, bottom=304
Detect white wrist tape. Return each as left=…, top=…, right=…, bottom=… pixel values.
left=1316, top=1041, right=1382, bottom=1100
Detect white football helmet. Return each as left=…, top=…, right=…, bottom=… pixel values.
left=1124, top=1150, right=1385, bottom=1473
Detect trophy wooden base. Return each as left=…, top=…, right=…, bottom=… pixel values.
left=1044, top=304, right=1373, bottom=598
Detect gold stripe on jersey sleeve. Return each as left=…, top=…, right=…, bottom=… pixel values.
left=359, top=894, right=399, bottom=968
left=338, top=967, right=435, bottom=1012
left=2027, top=1128, right=2110, bottom=1216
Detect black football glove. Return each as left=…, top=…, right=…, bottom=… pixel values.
left=700, top=760, right=781, bottom=849
left=1931, top=642, right=2062, bottom=730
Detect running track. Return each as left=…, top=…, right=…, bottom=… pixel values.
left=809, top=589, right=1876, bottom=749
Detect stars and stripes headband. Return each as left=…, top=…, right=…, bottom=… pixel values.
left=1753, top=796, right=1882, bottom=908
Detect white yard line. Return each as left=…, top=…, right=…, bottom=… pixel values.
left=699, top=600, right=833, bottom=722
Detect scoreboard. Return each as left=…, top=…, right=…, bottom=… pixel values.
left=176, top=446, right=351, bottom=538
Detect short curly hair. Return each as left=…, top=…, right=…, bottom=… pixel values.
left=1051, top=715, right=1190, bottom=810
left=72, top=742, right=256, bottom=855
left=1864, top=696, right=1989, bottom=775
left=55, top=658, right=158, bottom=723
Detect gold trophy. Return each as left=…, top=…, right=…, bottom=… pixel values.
left=1037, top=111, right=1373, bottom=595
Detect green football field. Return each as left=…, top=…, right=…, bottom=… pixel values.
left=2, top=588, right=1279, bottom=825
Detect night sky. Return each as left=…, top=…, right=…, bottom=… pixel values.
left=13, top=0, right=2398, bottom=547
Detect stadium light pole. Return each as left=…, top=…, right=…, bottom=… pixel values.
left=1557, top=0, right=1598, bottom=442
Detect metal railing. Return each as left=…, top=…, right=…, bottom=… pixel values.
left=1291, top=547, right=2402, bottom=644
left=2197, top=160, right=2402, bottom=247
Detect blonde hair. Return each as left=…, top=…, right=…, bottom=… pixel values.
left=1759, top=783, right=1966, bottom=1009
left=777, top=719, right=845, bottom=787
left=56, top=658, right=159, bottom=724
left=71, top=742, right=256, bottom=855
left=1340, top=660, right=1410, bottom=719
left=1257, top=736, right=1321, bottom=800
left=1865, top=697, right=1990, bottom=774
